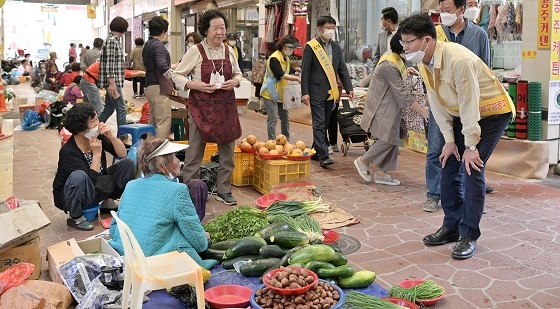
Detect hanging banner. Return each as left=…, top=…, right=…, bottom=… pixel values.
left=87, top=4, right=96, bottom=19
left=548, top=80, right=560, bottom=124
left=539, top=0, right=551, bottom=49
left=550, top=0, right=560, bottom=79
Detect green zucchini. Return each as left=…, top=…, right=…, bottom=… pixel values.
left=239, top=258, right=281, bottom=277
left=221, top=255, right=263, bottom=270
left=338, top=270, right=376, bottom=289
left=325, top=243, right=343, bottom=253
left=225, top=236, right=268, bottom=259
left=269, top=231, right=309, bottom=248
left=200, top=248, right=227, bottom=262
left=316, top=265, right=355, bottom=279
left=329, top=252, right=348, bottom=266
left=259, top=245, right=287, bottom=258
left=304, top=261, right=336, bottom=273
left=278, top=246, right=304, bottom=266
left=209, top=239, right=238, bottom=250
left=254, top=222, right=291, bottom=240
left=288, top=244, right=336, bottom=265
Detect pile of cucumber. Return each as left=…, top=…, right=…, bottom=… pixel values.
left=200, top=222, right=376, bottom=290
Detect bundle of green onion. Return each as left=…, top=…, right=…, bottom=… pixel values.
left=265, top=196, right=333, bottom=216
left=343, top=291, right=408, bottom=309
left=388, top=280, right=445, bottom=302
left=269, top=214, right=324, bottom=242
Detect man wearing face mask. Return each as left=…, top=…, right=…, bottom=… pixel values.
left=301, top=15, right=354, bottom=168
left=422, top=0, right=491, bottom=213
left=358, top=7, right=399, bottom=88
left=52, top=103, right=136, bottom=231
left=226, top=33, right=244, bottom=72
left=400, top=14, right=514, bottom=259
left=464, top=0, right=481, bottom=23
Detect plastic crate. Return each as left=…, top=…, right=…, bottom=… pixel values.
left=252, top=155, right=310, bottom=194
left=175, top=141, right=218, bottom=163
left=231, top=148, right=255, bottom=186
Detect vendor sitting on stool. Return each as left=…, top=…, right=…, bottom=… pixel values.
left=52, top=103, right=136, bottom=231
left=109, top=138, right=216, bottom=269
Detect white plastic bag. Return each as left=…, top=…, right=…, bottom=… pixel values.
left=283, top=83, right=301, bottom=110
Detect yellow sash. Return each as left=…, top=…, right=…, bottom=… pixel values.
left=418, top=63, right=514, bottom=117
left=378, top=52, right=406, bottom=79
left=435, top=25, right=449, bottom=42
left=307, top=39, right=339, bottom=101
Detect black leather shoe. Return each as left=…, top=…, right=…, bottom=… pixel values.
left=452, top=237, right=477, bottom=259
left=310, top=154, right=319, bottom=161
left=486, top=185, right=494, bottom=193
left=423, top=227, right=460, bottom=246
left=320, top=157, right=335, bottom=168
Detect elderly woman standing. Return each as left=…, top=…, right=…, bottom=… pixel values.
left=109, top=138, right=216, bottom=269
left=172, top=10, right=243, bottom=206
left=353, top=32, right=428, bottom=186
left=260, top=34, right=301, bottom=141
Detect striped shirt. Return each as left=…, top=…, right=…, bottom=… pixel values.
left=98, top=32, right=125, bottom=88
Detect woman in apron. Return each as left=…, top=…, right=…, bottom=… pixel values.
left=172, top=9, right=243, bottom=206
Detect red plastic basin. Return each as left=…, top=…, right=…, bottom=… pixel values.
left=322, top=229, right=340, bottom=244
left=262, top=267, right=318, bottom=296
left=204, top=285, right=252, bottom=308
left=255, top=193, right=288, bottom=209
left=383, top=297, right=420, bottom=309
left=398, top=279, right=445, bottom=306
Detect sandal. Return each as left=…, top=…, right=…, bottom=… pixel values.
left=67, top=217, right=94, bottom=231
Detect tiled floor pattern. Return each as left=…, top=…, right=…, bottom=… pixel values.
left=5, top=82, right=560, bottom=308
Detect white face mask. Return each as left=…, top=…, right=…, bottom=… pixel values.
left=228, top=40, right=236, bottom=47
left=163, top=166, right=176, bottom=181
left=405, top=39, right=427, bottom=63
left=83, top=126, right=99, bottom=139
left=464, top=7, right=480, bottom=21
left=283, top=47, right=294, bottom=56
left=187, top=42, right=194, bottom=48
left=440, top=9, right=460, bottom=26
left=322, top=29, right=336, bottom=41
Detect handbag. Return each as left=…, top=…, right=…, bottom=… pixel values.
left=95, top=174, right=114, bottom=196
left=283, top=82, right=302, bottom=110
left=251, top=59, right=267, bottom=84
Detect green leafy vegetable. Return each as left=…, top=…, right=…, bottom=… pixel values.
left=387, top=280, right=445, bottom=302
left=203, top=206, right=269, bottom=243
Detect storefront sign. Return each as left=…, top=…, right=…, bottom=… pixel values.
left=539, top=0, right=551, bottom=49
left=548, top=81, right=560, bottom=124
left=87, top=4, right=96, bottom=19
left=522, top=50, right=537, bottom=58
left=550, top=0, right=560, bottom=79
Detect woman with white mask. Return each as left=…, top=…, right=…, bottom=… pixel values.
left=52, top=103, right=135, bottom=230
left=260, top=34, right=302, bottom=140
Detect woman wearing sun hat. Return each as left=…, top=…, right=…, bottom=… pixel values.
left=109, top=138, right=217, bottom=270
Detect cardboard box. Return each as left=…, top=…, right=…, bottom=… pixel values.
left=0, top=201, right=51, bottom=254
left=0, top=237, right=41, bottom=279
left=46, top=237, right=120, bottom=285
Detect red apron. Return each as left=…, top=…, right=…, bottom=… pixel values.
left=188, top=44, right=242, bottom=144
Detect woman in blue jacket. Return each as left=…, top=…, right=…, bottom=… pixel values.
left=109, top=139, right=217, bottom=269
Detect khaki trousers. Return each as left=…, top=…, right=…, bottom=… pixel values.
left=145, top=85, right=172, bottom=140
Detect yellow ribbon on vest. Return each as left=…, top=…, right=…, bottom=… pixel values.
left=378, top=52, right=407, bottom=79
left=436, top=25, right=449, bottom=42
left=307, top=39, right=339, bottom=101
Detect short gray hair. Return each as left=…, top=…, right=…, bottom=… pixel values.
left=137, top=138, right=176, bottom=177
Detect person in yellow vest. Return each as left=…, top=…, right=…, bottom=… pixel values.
left=226, top=33, right=244, bottom=73
left=353, top=33, right=428, bottom=186
left=301, top=15, right=354, bottom=168
left=400, top=14, right=514, bottom=259
left=260, top=35, right=302, bottom=141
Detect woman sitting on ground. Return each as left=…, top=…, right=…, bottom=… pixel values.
left=52, top=103, right=136, bottom=230
left=109, top=138, right=216, bottom=269
left=63, top=75, right=84, bottom=105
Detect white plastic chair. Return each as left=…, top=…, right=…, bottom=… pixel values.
left=111, top=211, right=205, bottom=309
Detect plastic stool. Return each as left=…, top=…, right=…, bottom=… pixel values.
left=172, top=118, right=186, bottom=141
left=117, top=124, right=156, bottom=145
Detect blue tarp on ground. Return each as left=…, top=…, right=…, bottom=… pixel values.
left=143, top=265, right=388, bottom=308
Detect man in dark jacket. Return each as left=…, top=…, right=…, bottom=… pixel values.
left=301, top=15, right=354, bottom=168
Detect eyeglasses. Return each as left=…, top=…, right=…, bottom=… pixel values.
left=399, top=37, right=421, bottom=46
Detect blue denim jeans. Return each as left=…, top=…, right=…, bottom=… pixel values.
left=440, top=113, right=510, bottom=240
left=80, top=79, right=104, bottom=115
left=425, top=110, right=445, bottom=199
left=99, top=87, right=127, bottom=127
left=263, top=98, right=290, bottom=141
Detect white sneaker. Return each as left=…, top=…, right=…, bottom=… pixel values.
left=374, top=173, right=400, bottom=186
left=328, top=146, right=334, bottom=154
left=354, top=157, right=372, bottom=182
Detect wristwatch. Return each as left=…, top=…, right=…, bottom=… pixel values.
left=467, top=145, right=477, bottom=151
